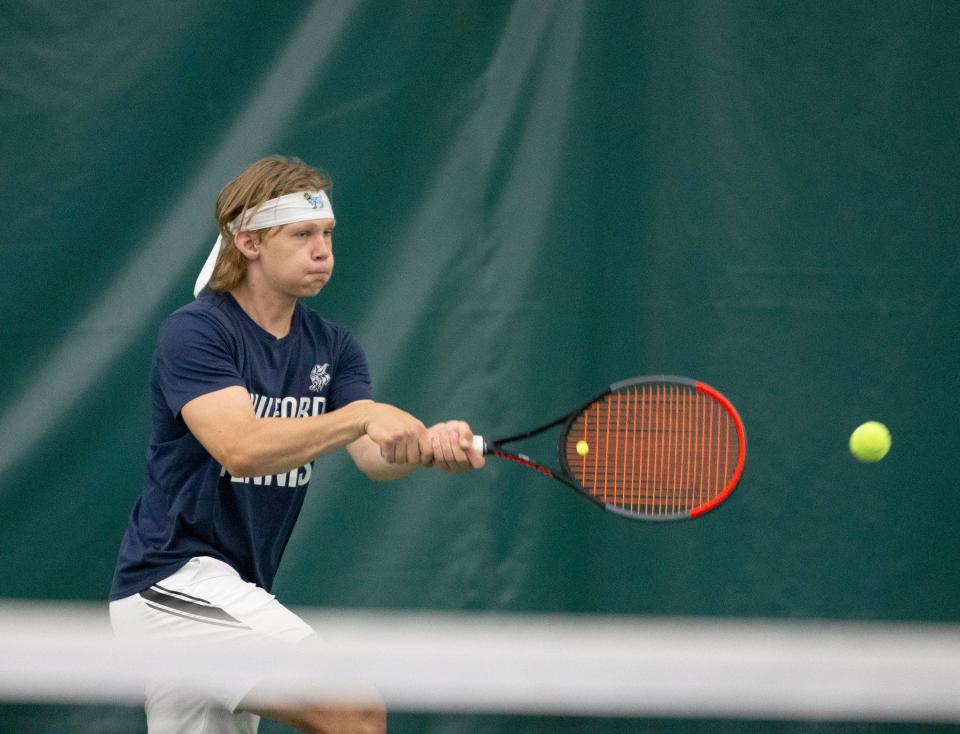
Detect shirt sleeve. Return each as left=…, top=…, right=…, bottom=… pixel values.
left=328, top=327, right=372, bottom=410
left=153, top=310, right=246, bottom=417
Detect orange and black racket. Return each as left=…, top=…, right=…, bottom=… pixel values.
left=473, top=376, right=746, bottom=521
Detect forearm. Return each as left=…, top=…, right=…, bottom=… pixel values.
left=348, top=435, right=420, bottom=481
left=185, top=388, right=435, bottom=479
left=224, top=401, right=369, bottom=477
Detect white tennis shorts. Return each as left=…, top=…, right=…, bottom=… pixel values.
left=109, top=556, right=318, bottom=734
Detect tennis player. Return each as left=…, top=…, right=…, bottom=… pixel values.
left=109, top=155, right=484, bottom=733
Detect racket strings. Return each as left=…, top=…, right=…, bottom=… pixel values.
left=566, top=385, right=741, bottom=516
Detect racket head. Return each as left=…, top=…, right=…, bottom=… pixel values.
left=559, top=376, right=746, bottom=521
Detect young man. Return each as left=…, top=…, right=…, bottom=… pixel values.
left=109, top=156, right=484, bottom=733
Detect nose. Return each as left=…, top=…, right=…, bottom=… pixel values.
left=312, top=237, right=332, bottom=261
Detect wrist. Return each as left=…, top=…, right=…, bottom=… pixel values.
left=346, top=399, right=375, bottom=437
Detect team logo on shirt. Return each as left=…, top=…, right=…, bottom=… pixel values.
left=309, top=363, right=331, bottom=392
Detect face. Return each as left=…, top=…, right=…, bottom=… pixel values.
left=249, top=218, right=335, bottom=298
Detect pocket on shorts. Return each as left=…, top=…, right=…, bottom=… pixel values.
left=156, top=556, right=204, bottom=591
left=191, top=556, right=242, bottom=582
left=160, top=557, right=239, bottom=593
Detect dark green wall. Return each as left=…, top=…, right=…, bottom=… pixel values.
left=2, top=2, right=959, bottom=731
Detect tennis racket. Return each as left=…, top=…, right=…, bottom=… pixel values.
left=473, top=375, right=746, bottom=521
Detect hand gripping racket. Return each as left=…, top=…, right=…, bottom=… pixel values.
left=472, top=376, right=746, bottom=521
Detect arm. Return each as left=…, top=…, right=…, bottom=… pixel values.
left=181, top=388, right=433, bottom=477
left=346, top=434, right=420, bottom=482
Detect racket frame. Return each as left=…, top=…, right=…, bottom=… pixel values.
left=481, top=375, right=747, bottom=521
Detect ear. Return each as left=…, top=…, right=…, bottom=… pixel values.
left=233, top=230, right=261, bottom=261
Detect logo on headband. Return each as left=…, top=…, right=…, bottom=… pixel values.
left=304, top=192, right=326, bottom=210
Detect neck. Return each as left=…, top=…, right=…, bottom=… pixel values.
left=229, top=279, right=297, bottom=339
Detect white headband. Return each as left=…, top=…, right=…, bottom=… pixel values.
left=193, top=190, right=335, bottom=297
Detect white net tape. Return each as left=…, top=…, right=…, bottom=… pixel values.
left=1, top=601, right=959, bottom=722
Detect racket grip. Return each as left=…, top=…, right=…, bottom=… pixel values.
left=472, top=435, right=487, bottom=455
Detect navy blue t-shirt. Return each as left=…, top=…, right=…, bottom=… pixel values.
left=110, top=293, right=371, bottom=601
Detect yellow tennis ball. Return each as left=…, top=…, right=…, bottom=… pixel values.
left=849, top=421, right=891, bottom=462
left=576, top=440, right=589, bottom=456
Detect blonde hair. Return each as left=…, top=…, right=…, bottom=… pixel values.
left=210, top=156, right=332, bottom=293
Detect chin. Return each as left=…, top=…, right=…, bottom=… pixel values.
left=300, top=283, right=326, bottom=297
